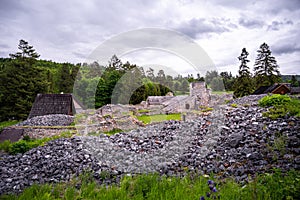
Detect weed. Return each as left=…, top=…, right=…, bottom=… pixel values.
left=137, top=109, right=150, bottom=114
left=266, top=132, right=288, bottom=159
left=230, top=103, right=238, bottom=108
left=199, top=106, right=214, bottom=112
left=0, top=140, right=11, bottom=152
left=104, top=128, right=123, bottom=135
left=224, top=99, right=231, bottom=104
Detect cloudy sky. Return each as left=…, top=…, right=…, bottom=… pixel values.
left=0, top=0, right=299, bottom=76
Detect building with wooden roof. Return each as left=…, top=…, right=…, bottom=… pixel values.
left=253, top=83, right=291, bottom=95
left=28, top=94, right=84, bottom=119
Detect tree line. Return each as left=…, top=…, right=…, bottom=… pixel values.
left=234, top=43, right=283, bottom=97
left=0, top=40, right=298, bottom=121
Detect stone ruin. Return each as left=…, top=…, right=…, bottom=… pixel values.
left=144, top=81, right=212, bottom=114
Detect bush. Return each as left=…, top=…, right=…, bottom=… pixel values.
left=9, top=140, right=40, bottom=154
left=258, top=94, right=291, bottom=107
left=260, top=96, right=300, bottom=119
left=0, top=140, right=11, bottom=152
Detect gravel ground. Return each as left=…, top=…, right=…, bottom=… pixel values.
left=1, top=95, right=299, bottom=195
left=16, top=114, right=74, bottom=126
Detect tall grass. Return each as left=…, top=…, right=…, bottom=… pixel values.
left=1, top=170, right=299, bottom=200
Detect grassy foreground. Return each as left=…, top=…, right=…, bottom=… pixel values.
left=1, top=170, right=299, bottom=200
left=137, top=114, right=181, bottom=124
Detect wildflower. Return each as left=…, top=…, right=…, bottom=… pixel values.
left=200, top=196, right=205, bottom=200
left=208, top=180, right=214, bottom=185
left=206, top=192, right=211, bottom=197
left=212, top=187, right=217, bottom=193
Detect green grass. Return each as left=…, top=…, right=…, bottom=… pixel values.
left=0, top=131, right=74, bottom=154
left=1, top=170, right=299, bottom=200
left=199, top=105, right=214, bottom=112
left=0, top=120, right=19, bottom=132
left=104, top=128, right=123, bottom=135
left=137, top=109, right=150, bottom=114
left=137, top=113, right=181, bottom=124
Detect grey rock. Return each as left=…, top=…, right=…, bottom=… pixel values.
left=228, top=133, right=243, bottom=148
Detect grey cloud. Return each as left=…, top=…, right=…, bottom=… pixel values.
left=0, top=44, right=10, bottom=49
left=72, top=52, right=88, bottom=59
left=272, top=43, right=300, bottom=55
left=238, top=18, right=265, bottom=29
left=267, top=0, right=300, bottom=13
left=267, top=20, right=294, bottom=31
left=0, top=0, right=26, bottom=18
left=175, top=18, right=230, bottom=39
left=209, top=0, right=257, bottom=9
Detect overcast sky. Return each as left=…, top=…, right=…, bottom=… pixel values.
left=0, top=0, right=299, bottom=76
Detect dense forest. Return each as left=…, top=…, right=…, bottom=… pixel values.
left=0, top=40, right=299, bottom=121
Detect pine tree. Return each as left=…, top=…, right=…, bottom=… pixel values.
left=9, top=39, right=40, bottom=60
left=253, top=43, right=280, bottom=87
left=0, top=40, right=48, bottom=120
left=233, top=48, right=254, bottom=98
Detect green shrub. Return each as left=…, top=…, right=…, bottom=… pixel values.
left=258, top=94, right=291, bottom=107
left=9, top=140, right=39, bottom=154
left=262, top=98, right=300, bottom=119
left=0, top=140, right=11, bottom=152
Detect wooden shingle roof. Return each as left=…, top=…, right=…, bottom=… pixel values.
left=253, top=83, right=291, bottom=95
left=28, top=94, right=74, bottom=119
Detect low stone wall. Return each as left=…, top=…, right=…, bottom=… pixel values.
left=23, top=127, right=75, bottom=139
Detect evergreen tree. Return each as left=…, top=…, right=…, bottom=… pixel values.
left=108, top=55, right=122, bottom=71
left=291, top=75, right=299, bottom=87
left=254, top=43, right=280, bottom=87
left=9, top=39, right=40, bottom=60
left=146, top=68, right=155, bottom=81
left=58, top=63, right=73, bottom=93
left=220, top=71, right=235, bottom=91
left=0, top=40, right=48, bottom=120
left=233, top=48, right=254, bottom=98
